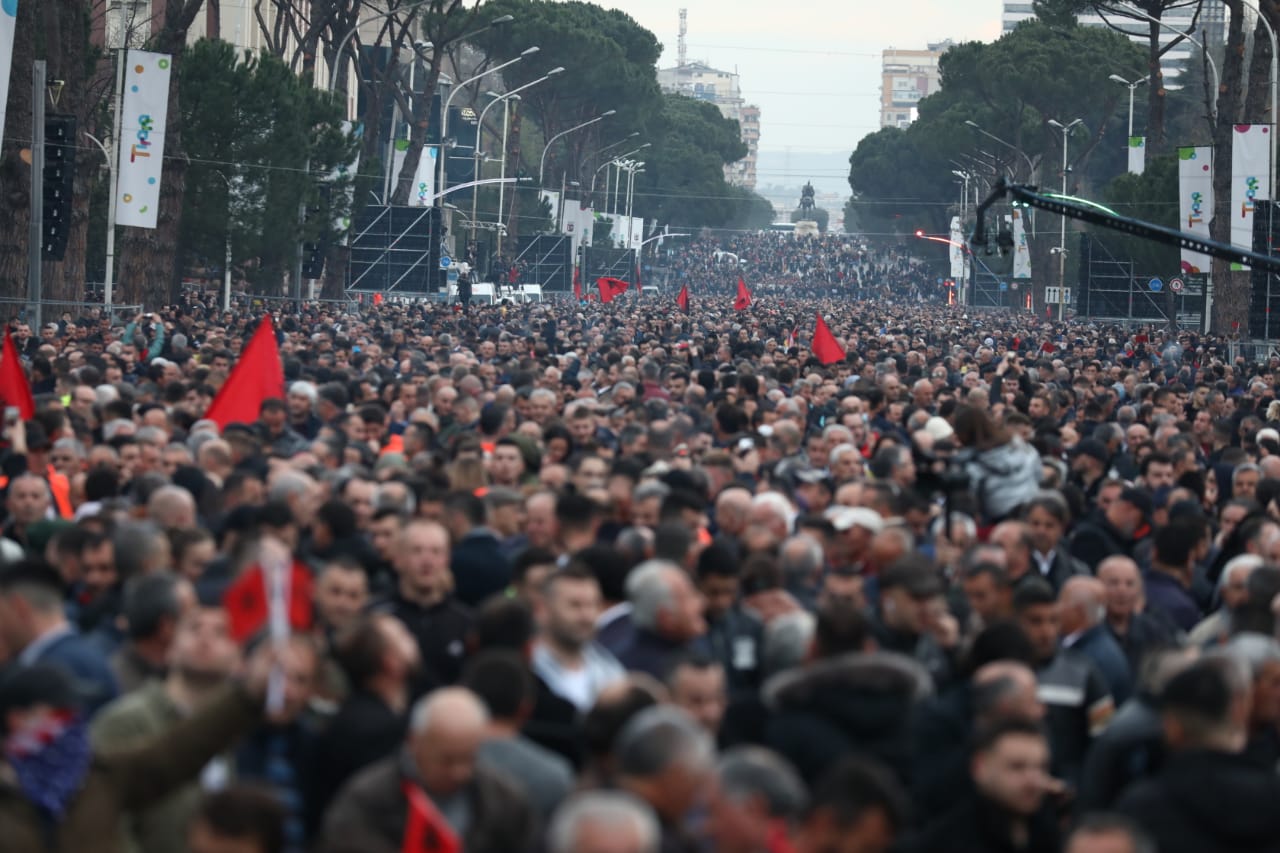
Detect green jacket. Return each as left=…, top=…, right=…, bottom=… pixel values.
left=90, top=681, right=236, bottom=853
left=0, top=684, right=259, bottom=853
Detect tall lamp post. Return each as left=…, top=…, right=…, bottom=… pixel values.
left=539, top=110, right=617, bottom=184
left=591, top=143, right=650, bottom=196
left=1109, top=73, right=1149, bottom=141
left=471, top=67, right=563, bottom=240
left=1048, top=117, right=1083, bottom=322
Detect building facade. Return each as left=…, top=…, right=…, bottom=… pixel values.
left=1001, top=0, right=1227, bottom=86
left=657, top=61, right=761, bottom=190
left=879, top=42, right=951, bottom=129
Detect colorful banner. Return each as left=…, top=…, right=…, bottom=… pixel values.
left=948, top=216, right=964, bottom=281
left=0, top=1, right=16, bottom=161
left=1011, top=208, right=1031, bottom=279
left=1178, top=146, right=1213, bottom=275
left=407, top=145, right=437, bottom=208
left=331, top=121, right=361, bottom=242
left=116, top=50, right=172, bottom=229
left=1231, top=124, right=1272, bottom=269
left=1128, top=137, right=1146, bottom=175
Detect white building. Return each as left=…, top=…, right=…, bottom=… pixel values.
left=657, top=60, right=761, bottom=190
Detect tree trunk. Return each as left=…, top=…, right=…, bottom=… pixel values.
left=42, top=0, right=96, bottom=304
left=1210, top=0, right=1249, bottom=334
left=502, top=101, right=523, bottom=248
left=115, top=0, right=202, bottom=310
left=0, top=0, right=38, bottom=303
left=1244, top=15, right=1273, bottom=128
left=1146, top=19, right=1167, bottom=153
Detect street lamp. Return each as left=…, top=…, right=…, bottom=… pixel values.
left=963, top=120, right=1035, bottom=181
left=1109, top=73, right=1149, bottom=142
left=539, top=110, right=618, bottom=184
left=592, top=143, right=650, bottom=196
left=582, top=132, right=639, bottom=174
left=1048, top=118, right=1083, bottom=322
left=438, top=45, right=541, bottom=208
left=472, top=67, right=563, bottom=238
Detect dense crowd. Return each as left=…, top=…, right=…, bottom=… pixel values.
left=658, top=233, right=934, bottom=303
left=2, top=273, right=1280, bottom=853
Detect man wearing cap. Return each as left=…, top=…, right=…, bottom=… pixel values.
left=1069, top=438, right=1111, bottom=504
left=825, top=506, right=883, bottom=574
left=1069, top=488, right=1154, bottom=571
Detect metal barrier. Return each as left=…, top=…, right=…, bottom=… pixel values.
left=0, top=299, right=143, bottom=323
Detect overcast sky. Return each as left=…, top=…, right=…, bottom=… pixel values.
left=584, top=0, right=1002, bottom=173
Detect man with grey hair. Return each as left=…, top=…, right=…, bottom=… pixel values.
left=267, top=469, right=319, bottom=529
left=1189, top=553, right=1263, bottom=647
left=609, top=560, right=707, bottom=680
left=147, top=484, right=197, bottom=531
left=615, top=706, right=716, bottom=853
left=323, top=687, right=535, bottom=853
left=707, top=746, right=808, bottom=853
left=1224, top=634, right=1280, bottom=765
left=547, top=791, right=660, bottom=853
left=778, top=534, right=824, bottom=610
left=114, top=520, right=172, bottom=579
left=1059, top=575, right=1133, bottom=704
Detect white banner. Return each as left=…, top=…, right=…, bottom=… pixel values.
left=1128, top=136, right=1146, bottom=175
left=628, top=217, right=645, bottom=250
left=389, top=137, right=410, bottom=191
left=540, top=191, right=560, bottom=228
left=0, top=2, right=16, bottom=161
left=331, top=121, right=361, bottom=242
left=116, top=50, right=172, bottom=229
left=1011, top=208, right=1032, bottom=279
left=1179, top=146, right=1213, bottom=275
left=407, top=145, right=437, bottom=208
left=1231, top=124, right=1272, bottom=269
left=580, top=204, right=594, bottom=248
left=948, top=216, right=964, bottom=281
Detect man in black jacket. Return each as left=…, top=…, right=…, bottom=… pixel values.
left=1118, top=655, right=1280, bottom=853
left=442, top=490, right=511, bottom=608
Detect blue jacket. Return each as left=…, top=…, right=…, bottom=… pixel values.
left=450, top=529, right=511, bottom=608
left=29, top=629, right=119, bottom=716
left=1143, top=570, right=1201, bottom=634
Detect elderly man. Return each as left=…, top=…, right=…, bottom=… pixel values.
left=1059, top=576, right=1133, bottom=704
left=322, top=687, right=535, bottom=853
left=609, top=560, right=707, bottom=680
left=547, top=792, right=661, bottom=853
left=1188, top=553, right=1263, bottom=647
left=615, top=706, right=717, bottom=853
left=706, top=747, right=808, bottom=853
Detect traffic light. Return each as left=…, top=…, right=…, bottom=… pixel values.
left=42, top=114, right=77, bottom=261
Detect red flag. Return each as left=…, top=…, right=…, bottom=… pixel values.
left=402, top=778, right=462, bottom=853
left=205, top=314, right=284, bottom=429
left=573, top=266, right=583, bottom=301
left=811, top=313, right=845, bottom=366
left=734, top=276, right=752, bottom=311
left=677, top=284, right=690, bottom=313
left=373, top=292, right=384, bottom=305
left=0, top=329, right=35, bottom=420
left=596, top=276, right=630, bottom=304
left=222, top=559, right=314, bottom=644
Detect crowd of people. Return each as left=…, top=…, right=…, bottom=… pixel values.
left=1, top=271, right=1280, bottom=853
left=657, top=232, right=934, bottom=303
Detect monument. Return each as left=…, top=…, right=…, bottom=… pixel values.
left=794, top=182, right=820, bottom=237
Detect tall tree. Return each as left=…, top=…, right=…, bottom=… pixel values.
left=114, top=0, right=205, bottom=309
left=1209, top=0, right=1251, bottom=333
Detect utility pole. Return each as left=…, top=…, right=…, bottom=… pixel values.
left=29, top=61, right=45, bottom=332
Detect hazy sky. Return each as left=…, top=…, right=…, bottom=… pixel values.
left=584, top=0, right=1002, bottom=177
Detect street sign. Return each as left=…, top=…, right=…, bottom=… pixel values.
left=999, top=282, right=1008, bottom=291
left=1148, top=277, right=1163, bottom=292
left=1170, top=277, right=1184, bottom=293
left=440, top=255, right=452, bottom=270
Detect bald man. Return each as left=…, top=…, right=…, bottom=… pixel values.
left=1060, top=576, right=1133, bottom=704
left=322, top=687, right=536, bottom=853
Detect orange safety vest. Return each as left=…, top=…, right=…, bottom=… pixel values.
left=0, top=465, right=73, bottom=519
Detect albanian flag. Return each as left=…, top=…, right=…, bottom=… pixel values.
left=677, top=284, right=690, bottom=313
left=734, top=276, right=752, bottom=311
left=597, top=277, right=630, bottom=303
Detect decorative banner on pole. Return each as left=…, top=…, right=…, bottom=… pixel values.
left=407, top=145, right=437, bottom=208
left=1011, top=208, right=1032, bottom=280
left=388, top=137, right=410, bottom=191
left=116, top=50, right=172, bottom=229
left=1231, top=125, right=1271, bottom=270
left=1127, top=136, right=1146, bottom=175
left=628, top=217, right=646, bottom=250
left=0, top=1, right=17, bottom=159
left=1178, top=146, right=1213, bottom=275
left=948, top=216, right=964, bottom=282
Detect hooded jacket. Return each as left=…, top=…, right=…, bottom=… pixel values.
left=762, top=651, right=932, bottom=785
left=1118, top=749, right=1280, bottom=853
left=963, top=438, right=1042, bottom=522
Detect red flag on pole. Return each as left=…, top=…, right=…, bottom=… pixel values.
left=573, top=266, right=583, bottom=301
left=402, top=779, right=462, bottom=853
left=596, top=277, right=630, bottom=303
left=0, top=329, right=35, bottom=420
left=811, top=313, right=846, bottom=365
left=205, top=314, right=285, bottom=429
left=677, top=284, right=690, bottom=313
left=734, top=276, right=752, bottom=311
